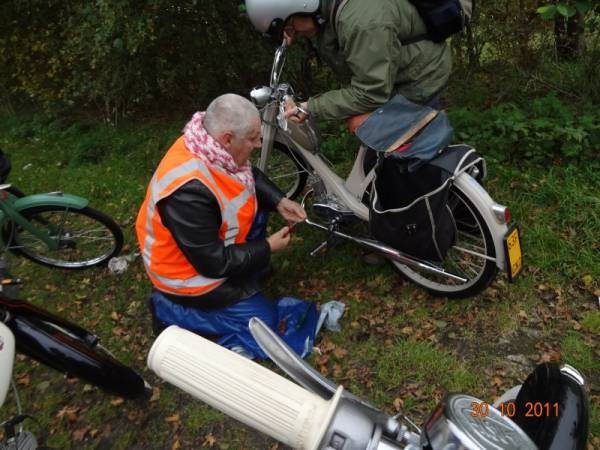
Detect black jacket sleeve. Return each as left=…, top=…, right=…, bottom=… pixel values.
left=157, top=180, right=271, bottom=279
left=253, top=166, right=285, bottom=211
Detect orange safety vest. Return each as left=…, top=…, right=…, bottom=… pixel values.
left=135, top=137, right=257, bottom=297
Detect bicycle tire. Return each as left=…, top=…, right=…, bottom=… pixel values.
left=392, top=184, right=498, bottom=298
left=4, top=205, right=123, bottom=269
left=253, top=144, right=308, bottom=200
left=5, top=313, right=148, bottom=399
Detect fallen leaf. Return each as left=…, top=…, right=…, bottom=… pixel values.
left=400, top=326, right=414, bottom=336
left=16, top=375, right=30, bottom=386
left=56, top=406, right=80, bottom=422
left=171, top=439, right=181, bottom=450
left=203, top=433, right=217, bottom=447
left=332, top=347, right=348, bottom=359
left=393, top=398, right=404, bottom=410
left=110, top=397, right=124, bottom=407
left=111, top=311, right=121, bottom=321
left=165, top=414, right=181, bottom=423
left=492, top=376, right=503, bottom=387
left=150, top=387, right=161, bottom=402
left=72, top=427, right=90, bottom=441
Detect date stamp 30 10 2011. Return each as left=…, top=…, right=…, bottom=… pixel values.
left=470, top=401, right=560, bottom=418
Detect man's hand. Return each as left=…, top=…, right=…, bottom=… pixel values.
left=267, top=226, right=291, bottom=253
left=284, top=98, right=309, bottom=123
left=276, top=197, right=307, bottom=223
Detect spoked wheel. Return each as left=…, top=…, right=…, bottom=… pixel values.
left=253, top=144, right=308, bottom=200
left=392, top=185, right=498, bottom=298
left=4, top=206, right=123, bottom=269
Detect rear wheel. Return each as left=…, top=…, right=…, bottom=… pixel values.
left=253, top=144, right=308, bottom=200
left=392, top=184, right=498, bottom=298
left=4, top=206, right=123, bottom=269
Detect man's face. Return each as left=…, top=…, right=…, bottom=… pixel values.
left=283, top=16, right=318, bottom=44
left=228, top=116, right=262, bottom=166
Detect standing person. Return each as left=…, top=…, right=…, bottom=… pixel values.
left=136, top=93, right=312, bottom=358
left=244, top=0, right=451, bottom=119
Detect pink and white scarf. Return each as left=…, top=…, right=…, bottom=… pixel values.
left=183, top=112, right=255, bottom=192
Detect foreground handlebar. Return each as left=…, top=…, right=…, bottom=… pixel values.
left=147, top=326, right=342, bottom=450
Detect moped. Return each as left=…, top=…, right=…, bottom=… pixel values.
left=250, top=42, right=523, bottom=298
left=0, top=281, right=149, bottom=449
left=149, top=320, right=589, bottom=450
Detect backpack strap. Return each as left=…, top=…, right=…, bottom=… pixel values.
left=384, top=110, right=439, bottom=154
left=330, top=0, right=350, bottom=34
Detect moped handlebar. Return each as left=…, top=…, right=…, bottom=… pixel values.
left=147, top=325, right=345, bottom=450
left=270, top=42, right=288, bottom=88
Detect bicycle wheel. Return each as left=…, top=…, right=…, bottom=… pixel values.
left=253, top=144, right=308, bottom=199
left=7, top=313, right=149, bottom=399
left=5, top=205, right=123, bottom=269
left=392, top=184, right=498, bottom=298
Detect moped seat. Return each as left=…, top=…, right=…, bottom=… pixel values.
left=346, top=113, right=371, bottom=134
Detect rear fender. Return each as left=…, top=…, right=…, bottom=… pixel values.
left=454, top=173, right=508, bottom=271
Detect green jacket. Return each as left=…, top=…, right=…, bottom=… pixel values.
left=307, top=0, right=452, bottom=120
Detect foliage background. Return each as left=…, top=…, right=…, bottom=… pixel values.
left=0, top=0, right=599, bottom=449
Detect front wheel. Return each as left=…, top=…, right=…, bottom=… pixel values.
left=4, top=205, right=123, bottom=269
left=392, top=184, right=498, bottom=298
left=254, top=144, right=309, bottom=200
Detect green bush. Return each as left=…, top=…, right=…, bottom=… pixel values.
left=448, top=94, right=600, bottom=163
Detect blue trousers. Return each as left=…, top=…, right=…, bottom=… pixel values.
left=149, top=209, right=317, bottom=359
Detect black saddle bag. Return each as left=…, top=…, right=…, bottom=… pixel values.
left=369, top=145, right=484, bottom=262
left=370, top=155, right=455, bottom=261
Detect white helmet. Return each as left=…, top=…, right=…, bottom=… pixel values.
left=245, top=0, right=321, bottom=41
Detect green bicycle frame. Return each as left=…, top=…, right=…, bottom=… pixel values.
left=0, top=192, right=89, bottom=250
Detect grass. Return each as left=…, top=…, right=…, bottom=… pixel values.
left=0, top=111, right=598, bottom=449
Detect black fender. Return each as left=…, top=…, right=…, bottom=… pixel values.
left=511, top=363, right=588, bottom=450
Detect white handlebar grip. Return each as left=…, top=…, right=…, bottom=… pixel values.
left=147, top=326, right=342, bottom=450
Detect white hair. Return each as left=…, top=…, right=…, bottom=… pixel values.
left=204, top=93, right=260, bottom=138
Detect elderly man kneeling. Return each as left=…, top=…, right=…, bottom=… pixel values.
left=136, top=93, right=314, bottom=358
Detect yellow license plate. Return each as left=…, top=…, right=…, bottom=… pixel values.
left=504, top=226, right=523, bottom=282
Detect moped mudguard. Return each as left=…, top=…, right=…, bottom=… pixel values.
left=12, top=192, right=88, bottom=211
left=3, top=307, right=146, bottom=399
left=0, top=321, right=15, bottom=408
left=511, top=363, right=589, bottom=450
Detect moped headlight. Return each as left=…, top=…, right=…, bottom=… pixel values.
left=250, top=86, right=272, bottom=107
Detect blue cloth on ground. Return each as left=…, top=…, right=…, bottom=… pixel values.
left=151, top=290, right=317, bottom=360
